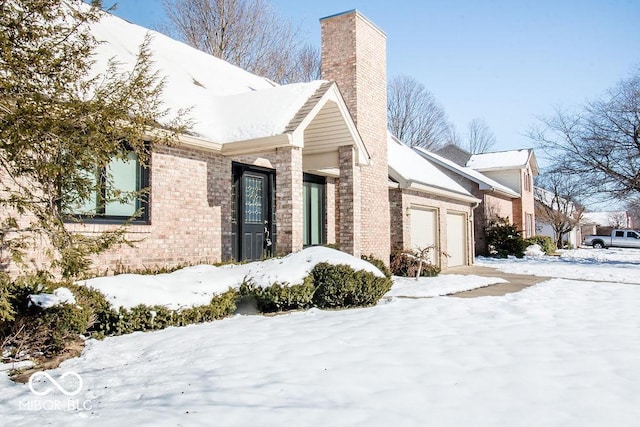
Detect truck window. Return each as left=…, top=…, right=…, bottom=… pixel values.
left=615, top=231, right=625, bottom=237
left=628, top=231, right=638, bottom=239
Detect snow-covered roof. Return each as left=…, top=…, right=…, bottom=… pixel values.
left=415, top=148, right=520, bottom=198
left=466, top=148, right=539, bottom=174
left=387, top=134, right=478, bottom=202
left=90, top=10, right=327, bottom=143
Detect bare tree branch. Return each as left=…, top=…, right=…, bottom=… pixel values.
left=534, top=169, right=585, bottom=248
left=530, top=68, right=640, bottom=201
left=162, top=0, right=320, bottom=84
left=387, top=75, right=452, bottom=149
left=465, top=117, right=496, bottom=154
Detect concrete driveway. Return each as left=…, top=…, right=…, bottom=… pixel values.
left=443, top=265, right=550, bottom=297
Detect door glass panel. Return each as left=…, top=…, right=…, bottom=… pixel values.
left=244, top=176, right=263, bottom=223
left=303, top=185, right=309, bottom=245
left=303, top=180, right=325, bottom=246
left=310, top=185, right=321, bottom=245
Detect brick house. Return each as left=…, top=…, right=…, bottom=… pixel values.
left=436, top=145, right=539, bottom=239
left=415, top=149, right=520, bottom=256
left=465, top=149, right=539, bottom=238
left=3, top=8, right=505, bottom=275
left=388, top=135, right=480, bottom=268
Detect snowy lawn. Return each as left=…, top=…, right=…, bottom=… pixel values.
left=477, top=247, right=640, bottom=284
left=3, top=248, right=640, bottom=425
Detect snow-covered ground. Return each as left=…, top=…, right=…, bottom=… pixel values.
left=2, top=248, right=640, bottom=426
left=477, top=247, right=640, bottom=284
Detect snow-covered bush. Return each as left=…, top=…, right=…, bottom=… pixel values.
left=485, top=217, right=527, bottom=258
left=239, top=279, right=315, bottom=313
left=389, top=249, right=440, bottom=277
left=1, top=274, right=93, bottom=359
left=524, top=235, right=557, bottom=255
left=101, top=289, right=238, bottom=336
left=311, top=262, right=392, bottom=309
left=361, top=254, right=392, bottom=278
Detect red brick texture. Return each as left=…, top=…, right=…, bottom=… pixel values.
left=321, top=10, right=391, bottom=262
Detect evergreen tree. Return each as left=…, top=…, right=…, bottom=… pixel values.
left=0, top=0, right=184, bottom=277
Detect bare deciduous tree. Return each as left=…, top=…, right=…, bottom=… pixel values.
left=387, top=75, right=452, bottom=149
left=163, top=0, right=319, bottom=84
left=534, top=169, right=585, bottom=248
left=530, top=68, right=640, bottom=201
left=465, top=117, right=496, bottom=153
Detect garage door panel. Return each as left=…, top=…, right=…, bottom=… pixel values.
left=446, top=212, right=467, bottom=267
left=410, top=208, right=438, bottom=265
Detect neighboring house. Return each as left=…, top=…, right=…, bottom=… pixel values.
left=415, top=149, right=520, bottom=256
left=581, top=211, right=634, bottom=237
left=388, top=135, right=480, bottom=269
left=464, top=148, right=539, bottom=238
left=534, top=186, right=582, bottom=248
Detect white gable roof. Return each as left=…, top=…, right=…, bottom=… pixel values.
left=415, top=148, right=520, bottom=198
left=90, top=11, right=326, bottom=143
left=387, top=134, right=478, bottom=202
left=466, top=149, right=535, bottom=172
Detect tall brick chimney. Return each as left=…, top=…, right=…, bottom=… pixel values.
left=320, top=10, right=391, bottom=263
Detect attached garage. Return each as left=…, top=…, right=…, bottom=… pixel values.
left=446, top=212, right=468, bottom=267
left=388, top=133, right=480, bottom=271
left=409, top=207, right=438, bottom=265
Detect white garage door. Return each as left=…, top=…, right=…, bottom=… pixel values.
left=446, top=212, right=467, bottom=267
left=410, top=208, right=438, bottom=264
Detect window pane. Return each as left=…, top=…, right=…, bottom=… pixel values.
left=244, top=176, right=263, bottom=223
left=105, top=153, right=138, bottom=217
left=66, top=169, right=99, bottom=215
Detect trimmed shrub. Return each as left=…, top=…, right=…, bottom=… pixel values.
left=485, top=217, right=527, bottom=258
left=361, top=254, right=392, bottom=278
left=389, top=249, right=440, bottom=277
left=311, top=262, right=392, bottom=309
left=106, top=289, right=239, bottom=336
left=1, top=274, right=93, bottom=358
left=524, top=235, right=557, bottom=255
left=239, top=278, right=315, bottom=313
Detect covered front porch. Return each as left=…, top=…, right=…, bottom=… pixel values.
left=213, top=82, right=370, bottom=261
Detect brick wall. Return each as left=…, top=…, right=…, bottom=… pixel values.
left=321, top=10, right=391, bottom=262
left=275, top=146, right=303, bottom=254
left=512, top=166, right=535, bottom=237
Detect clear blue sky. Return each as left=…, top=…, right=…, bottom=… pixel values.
left=106, top=0, right=639, bottom=155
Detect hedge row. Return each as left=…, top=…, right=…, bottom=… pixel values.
left=1, top=256, right=391, bottom=361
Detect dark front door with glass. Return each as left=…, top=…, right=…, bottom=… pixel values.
left=232, top=164, right=275, bottom=261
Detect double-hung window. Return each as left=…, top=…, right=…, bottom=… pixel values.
left=67, top=152, right=149, bottom=223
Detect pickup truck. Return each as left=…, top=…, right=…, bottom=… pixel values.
left=583, top=229, right=640, bottom=249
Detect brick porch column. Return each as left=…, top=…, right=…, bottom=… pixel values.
left=275, top=146, right=303, bottom=254
left=338, top=146, right=361, bottom=257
